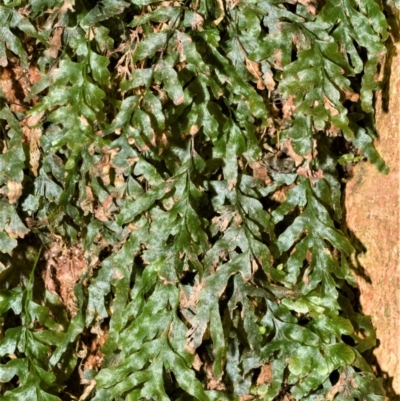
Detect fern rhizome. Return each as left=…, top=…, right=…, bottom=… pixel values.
left=0, top=0, right=396, bottom=400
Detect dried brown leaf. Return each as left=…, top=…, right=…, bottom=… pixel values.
left=79, top=380, right=96, bottom=401
left=282, top=95, right=296, bottom=120
left=94, top=207, right=109, bottom=222
left=0, top=64, right=41, bottom=112
left=47, top=27, right=64, bottom=59
left=190, top=12, right=204, bottom=29
left=28, top=65, right=42, bottom=87
left=43, top=243, right=87, bottom=316
left=326, top=123, right=341, bottom=137
left=326, top=372, right=347, bottom=400
left=204, top=361, right=226, bottom=390
left=343, top=90, right=359, bottom=102
left=0, top=68, right=22, bottom=110
left=25, top=217, right=48, bottom=230
left=60, top=0, right=75, bottom=13
left=80, top=185, right=95, bottom=215
left=82, top=325, right=107, bottom=373
left=250, top=161, right=272, bottom=185
left=296, top=165, right=324, bottom=180
left=284, top=139, right=304, bottom=166
left=246, top=58, right=265, bottom=90
left=271, top=187, right=288, bottom=203
left=95, top=154, right=112, bottom=185
left=257, top=364, right=272, bottom=385
left=21, top=113, right=45, bottom=176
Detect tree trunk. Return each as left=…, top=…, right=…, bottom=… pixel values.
left=345, top=33, right=400, bottom=399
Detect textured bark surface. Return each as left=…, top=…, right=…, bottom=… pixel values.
left=345, top=38, right=400, bottom=398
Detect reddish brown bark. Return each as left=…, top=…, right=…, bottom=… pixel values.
left=345, top=40, right=400, bottom=398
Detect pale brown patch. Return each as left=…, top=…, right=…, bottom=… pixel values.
left=233, top=213, right=242, bottom=227
left=213, top=0, right=225, bottom=25
left=0, top=54, right=7, bottom=68
left=211, top=213, right=234, bottom=232
left=6, top=181, right=22, bottom=204
left=190, top=124, right=199, bottom=136
left=263, top=69, right=276, bottom=91
left=251, top=259, right=259, bottom=275
left=298, top=0, right=318, bottom=15
left=60, top=0, right=75, bottom=13
left=227, top=179, right=237, bottom=190
left=4, top=207, right=29, bottom=239
left=239, top=396, right=255, bottom=401
left=79, top=380, right=96, bottom=400
left=192, top=354, right=203, bottom=371
left=273, top=49, right=283, bottom=70
left=305, top=250, right=312, bottom=264
left=174, top=93, right=185, bottom=105
left=271, top=187, right=289, bottom=203
left=80, top=115, right=89, bottom=126
left=323, top=95, right=339, bottom=116
left=181, top=282, right=205, bottom=354
left=292, top=31, right=306, bottom=51
left=114, top=173, right=125, bottom=188
left=302, top=267, right=310, bottom=286
left=180, top=283, right=202, bottom=311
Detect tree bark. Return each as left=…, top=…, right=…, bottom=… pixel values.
left=345, top=35, right=400, bottom=398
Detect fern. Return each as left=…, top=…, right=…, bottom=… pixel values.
left=0, top=0, right=396, bottom=399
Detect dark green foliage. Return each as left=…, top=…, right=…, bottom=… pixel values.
left=0, top=0, right=396, bottom=399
